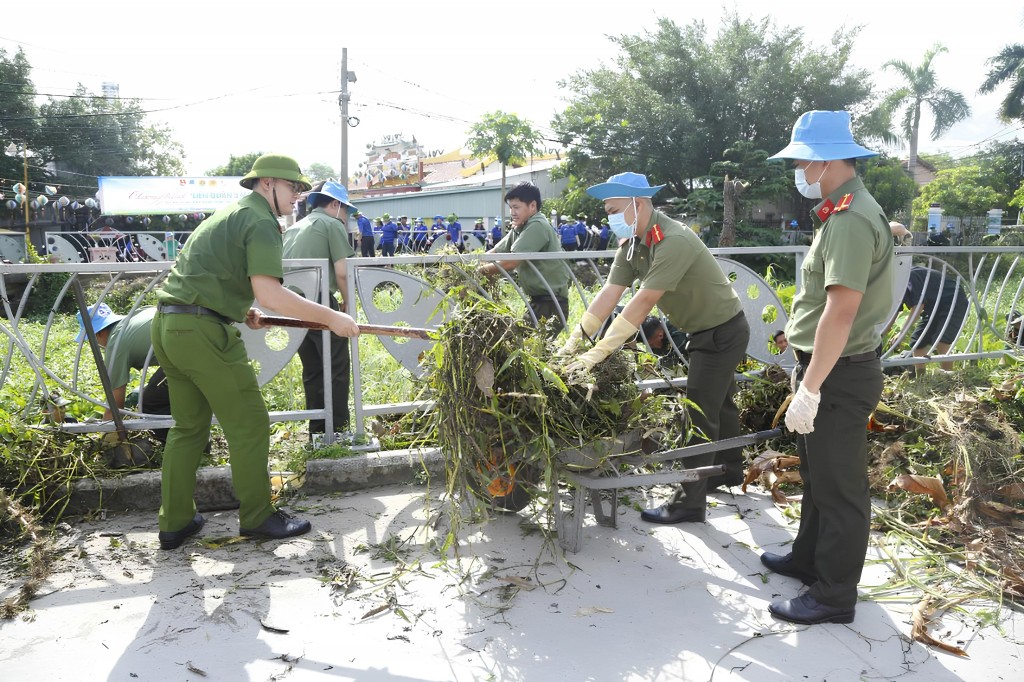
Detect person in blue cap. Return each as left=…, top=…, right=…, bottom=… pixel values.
left=557, top=171, right=750, bottom=523
left=412, top=217, right=429, bottom=251
left=760, top=111, right=894, bottom=626
left=76, top=302, right=172, bottom=442
left=283, top=180, right=358, bottom=439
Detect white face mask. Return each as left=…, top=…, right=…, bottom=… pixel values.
left=794, top=164, right=827, bottom=200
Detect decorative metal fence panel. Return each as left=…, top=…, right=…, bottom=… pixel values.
left=2, top=246, right=1023, bottom=439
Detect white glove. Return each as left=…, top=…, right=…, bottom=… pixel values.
left=556, top=311, right=603, bottom=357
left=564, top=315, right=638, bottom=373
left=785, top=384, right=820, bottom=434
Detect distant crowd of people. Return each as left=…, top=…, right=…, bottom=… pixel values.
left=348, top=211, right=615, bottom=258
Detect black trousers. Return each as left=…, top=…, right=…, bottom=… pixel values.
left=360, top=238, right=376, bottom=258
left=670, top=312, right=750, bottom=509
left=296, top=298, right=351, bottom=434
left=791, top=357, right=882, bottom=609
left=528, top=294, right=568, bottom=338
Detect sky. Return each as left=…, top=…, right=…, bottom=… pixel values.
left=3, top=1, right=1023, bottom=179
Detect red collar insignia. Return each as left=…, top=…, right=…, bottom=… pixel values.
left=816, top=199, right=835, bottom=223
left=645, top=223, right=664, bottom=247
left=834, top=194, right=854, bottom=213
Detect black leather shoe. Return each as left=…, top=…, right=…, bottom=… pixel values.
left=760, top=551, right=818, bottom=585
left=159, top=513, right=205, bottom=550
left=241, top=510, right=312, bottom=539
left=640, top=503, right=706, bottom=524
left=768, top=593, right=855, bottom=625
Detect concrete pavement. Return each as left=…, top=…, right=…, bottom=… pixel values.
left=2, top=475, right=1021, bottom=681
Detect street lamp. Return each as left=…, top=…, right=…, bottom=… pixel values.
left=5, top=143, right=30, bottom=255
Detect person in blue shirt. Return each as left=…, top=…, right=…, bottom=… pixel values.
left=397, top=216, right=411, bottom=252
left=575, top=214, right=590, bottom=249
left=356, top=210, right=375, bottom=257
left=559, top=216, right=579, bottom=251
left=447, top=213, right=464, bottom=252
left=489, top=219, right=503, bottom=249
left=379, top=213, right=399, bottom=257
left=429, top=215, right=446, bottom=248
left=412, top=217, right=429, bottom=251
left=597, top=217, right=610, bottom=250
left=473, top=218, right=486, bottom=241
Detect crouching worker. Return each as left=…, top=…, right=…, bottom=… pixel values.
left=557, top=172, right=750, bottom=522
left=151, top=153, right=360, bottom=550
left=77, top=303, right=171, bottom=443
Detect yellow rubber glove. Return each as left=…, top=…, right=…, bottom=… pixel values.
left=564, top=315, right=639, bottom=373
left=556, top=311, right=604, bottom=357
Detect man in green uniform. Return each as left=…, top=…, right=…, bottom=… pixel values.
left=762, top=111, right=894, bottom=625
left=477, top=182, right=570, bottom=335
left=559, top=172, right=750, bottom=523
left=77, top=303, right=171, bottom=442
left=151, top=153, right=360, bottom=550
left=283, top=180, right=357, bottom=439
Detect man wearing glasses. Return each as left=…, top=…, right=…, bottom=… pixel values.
left=151, top=154, right=360, bottom=550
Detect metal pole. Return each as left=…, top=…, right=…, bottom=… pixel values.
left=22, top=147, right=30, bottom=254
left=340, top=48, right=350, bottom=187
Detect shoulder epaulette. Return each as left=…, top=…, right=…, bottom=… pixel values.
left=833, top=194, right=854, bottom=213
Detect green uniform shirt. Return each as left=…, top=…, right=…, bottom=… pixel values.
left=156, top=192, right=284, bottom=322
left=786, top=177, right=894, bottom=355
left=491, top=212, right=569, bottom=298
left=104, top=306, right=157, bottom=388
left=608, top=210, right=741, bottom=332
left=282, top=207, right=355, bottom=295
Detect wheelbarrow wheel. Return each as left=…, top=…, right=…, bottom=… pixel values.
left=470, top=460, right=539, bottom=512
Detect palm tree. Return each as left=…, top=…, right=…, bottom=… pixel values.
left=882, top=44, right=971, bottom=184
left=466, top=112, right=542, bottom=227
left=980, top=43, right=1024, bottom=122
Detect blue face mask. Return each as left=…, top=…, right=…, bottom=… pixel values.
left=607, top=199, right=637, bottom=240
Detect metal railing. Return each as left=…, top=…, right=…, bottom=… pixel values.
left=3, top=245, right=1024, bottom=440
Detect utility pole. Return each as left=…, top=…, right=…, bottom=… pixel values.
left=339, top=49, right=357, bottom=187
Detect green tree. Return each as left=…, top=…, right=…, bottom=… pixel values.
left=552, top=13, right=872, bottom=203
left=466, top=111, right=542, bottom=226
left=861, top=155, right=918, bottom=220
left=974, top=139, right=1024, bottom=211
left=913, top=166, right=1000, bottom=244
left=881, top=44, right=970, bottom=188
left=710, top=141, right=788, bottom=246
left=306, top=162, right=336, bottom=183
left=0, top=47, right=43, bottom=194
left=38, top=85, right=186, bottom=194
left=980, top=41, right=1024, bottom=123
left=206, top=152, right=264, bottom=177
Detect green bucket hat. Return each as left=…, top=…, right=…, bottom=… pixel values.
left=239, top=153, right=312, bottom=191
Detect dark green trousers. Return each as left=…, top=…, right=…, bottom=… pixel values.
left=791, top=358, right=883, bottom=609
left=671, top=312, right=750, bottom=509
left=151, top=311, right=274, bottom=532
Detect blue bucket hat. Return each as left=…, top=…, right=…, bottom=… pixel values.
left=586, top=172, right=665, bottom=200
left=75, top=303, right=124, bottom=343
left=769, top=111, right=878, bottom=161
left=306, top=180, right=357, bottom=213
